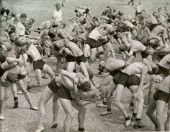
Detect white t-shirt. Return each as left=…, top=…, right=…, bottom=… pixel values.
left=135, top=4, right=143, bottom=13
left=52, top=9, right=63, bottom=23
left=15, top=22, right=25, bottom=37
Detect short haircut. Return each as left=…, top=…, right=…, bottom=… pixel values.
left=79, top=81, right=91, bottom=92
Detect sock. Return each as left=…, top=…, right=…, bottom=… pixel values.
left=107, top=108, right=111, bottom=112
left=125, top=116, right=130, bottom=121
left=130, top=101, right=134, bottom=107
left=103, top=101, right=106, bottom=105
left=14, top=97, right=18, bottom=102
left=132, top=113, right=137, bottom=118
left=78, top=128, right=85, bottom=131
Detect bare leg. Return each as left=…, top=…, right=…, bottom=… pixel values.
left=67, top=62, right=76, bottom=72
left=156, top=100, right=166, bottom=131
left=114, top=84, right=128, bottom=118
left=80, top=62, right=89, bottom=78
left=59, top=98, right=74, bottom=132
left=165, top=101, right=170, bottom=131
left=0, top=86, right=10, bottom=120
left=52, top=94, right=59, bottom=127
left=90, top=48, right=97, bottom=62
left=43, top=64, right=55, bottom=79
left=34, top=69, right=42, bottom=86
left=35, top=87, right=54, bottom=132
left=72, top=101, right=86, bottom=131
left=18, top=79, right=38, bottom=110
left=146, top=99, right=158, bottom=129
left=0, top=86, right=5, bottom=120
left=83, top=44, right=90, bottom=58
left=10, top=83, right=18, bottom=108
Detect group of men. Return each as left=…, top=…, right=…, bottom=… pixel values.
left=0, top=0, right=170, bottom=132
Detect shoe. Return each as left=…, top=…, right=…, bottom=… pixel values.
left=125, top=117, right=131, bottom=127
left=17, top=90, right=23, bottom=94
left=100, top=111, right=112, bottom=116
left=35, top=126, right=44, bottom=132
left=27, top=85, right=31, bottom=91
left=13, top=101, right=18, bottom=108
left=134, top=120, right=144, bottom=129
left=30, top=106, right=38, bottom=111
left=51, top=123, right=58, bottom=128
left=96, top=103, right=107, bottom=108
left=0, top=115, right=5, bottom=120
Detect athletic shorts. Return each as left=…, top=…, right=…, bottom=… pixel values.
left=141, top=49, right=149, bottom=58
left=153, top=64, right=169, bottom=77
left=65, top=55, right=76, bottom=62
left=0, top=66, right=5, bottom=77
left=76, top=55, right=87, bottom=65
left=0, top=54, right=6, bottom=63
left=33, top=59, right=45, bottom=70
left=48, top=79, right=72, bottom=100
left=6, top=73, right=26, bottom=83
left=127, top=74, right=140, bottom=87
left=153, top=89, right=170, bottom=103
left=109, top=66, right=125, bottom=77
left=113, top=72, right=129, bottom=86
left=85, top=37, right=100, bottom=48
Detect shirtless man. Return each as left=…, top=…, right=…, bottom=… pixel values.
left=0, top=51, right=38, bottom=120
left=97, top=58, right=125, bottom=115
left=152, top=75, right=170, bottom=131
left=15, top=36, right=55, bottom=86
left=53, top=39, right=89, bottom=78
left=116, top=31, right=146, bottom=62
left=147, top=24, right=168, bottom=50
left=35, top=70, right=99, bottom=132
left=84, top=24, right=115, bottom=61
left=101, top=53, right=154, bottom=128
left=146, top=53, right=170, bottom=130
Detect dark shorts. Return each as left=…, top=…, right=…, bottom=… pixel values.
left=154, top=64, right=169, bottom=77
left=65, top=55, right=76, bottom=62
left=6, top=73, right=26, bottom=83
left=153, top=89, right=170, bottom=103
left=33, top=59, right=45, bottom=70
left=113, top=72, right=129, bottom=86
left=0, top=66, right=5, bottom=77
left=76, top=55, right=87, bottom=65
left=141, top=49, right=149, bottom=58
left=0, top=54, right=6, bottom=63
left=127, top=75, right=140, bottom=87
left=148, top=24, right=159, bottom=32
left=85, top=37, right=100, bottom=48
left=48, top=79, right=72, bottom=100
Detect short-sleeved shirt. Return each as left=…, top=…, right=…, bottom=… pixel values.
left=52, top=9, right=63, bottom=23
left=15, top=22, right=25, bottom=37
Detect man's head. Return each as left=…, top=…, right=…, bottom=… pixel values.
left=79, top=80, right=91, bottom=92
left=53, top=40, right=65, bottom=51
left=19, top=13, right=27, bottom=24
left=55, top=3, right=61, bottom=11
left=15, top=36, right=29, bottom=52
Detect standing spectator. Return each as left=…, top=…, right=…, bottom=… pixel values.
left=52, top=0, right=66, bottom=25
